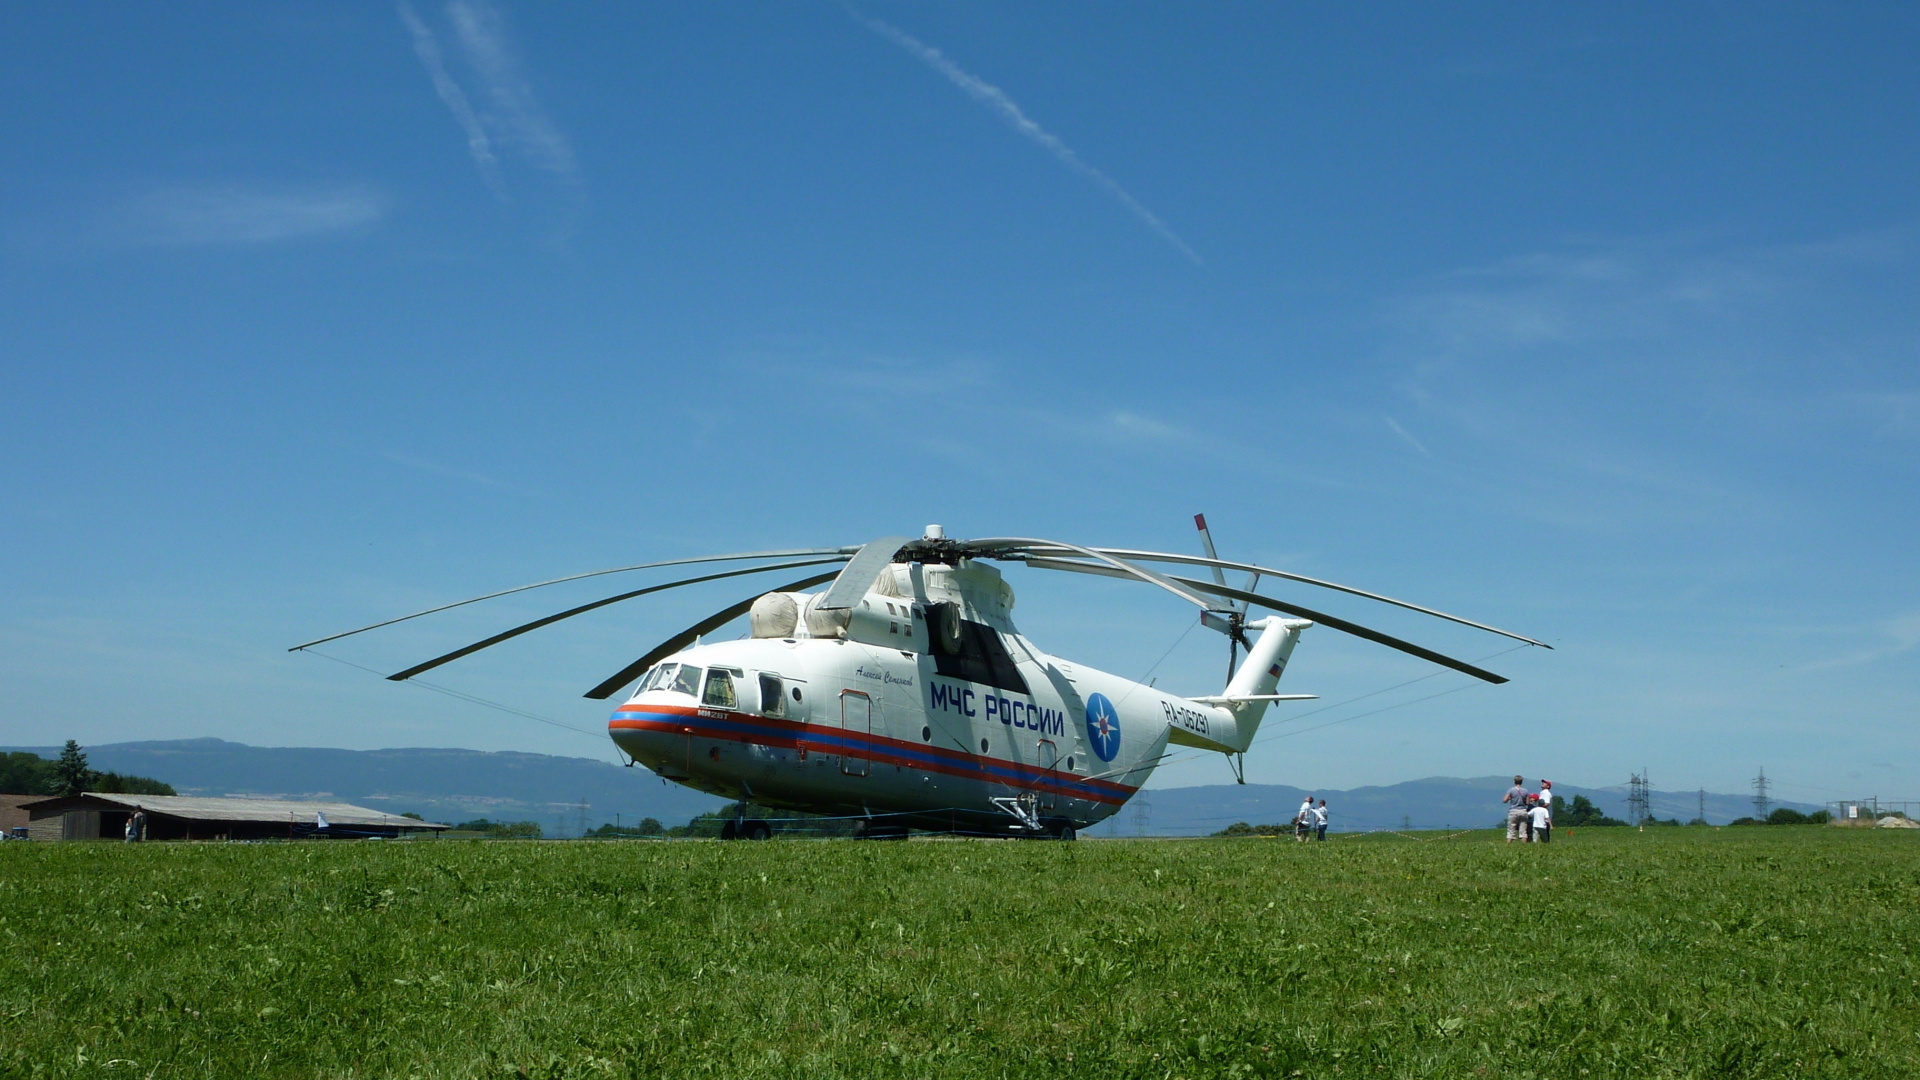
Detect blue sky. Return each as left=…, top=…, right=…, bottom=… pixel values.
left=3, top=3, right=1915, bottom=809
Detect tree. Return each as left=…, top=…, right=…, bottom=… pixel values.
left=451, top=818, right=542, bottom=838
left=1560, top=794, right=1628, bottom=827
left=0, top=751, right=57, bottom=795
left=1, top=747, right=171, bottom=797
left=1213, top=821, right=1286, bottom=837
left=671, top=801, right=854, bottom=838
left=587, top=818, right=666, bottom=839
left=52, top=741, right=97, bottom=797
left=93, top=772, right=175, bottom=796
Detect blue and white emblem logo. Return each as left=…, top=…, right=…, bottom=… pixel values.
left=1084, top=692, right=1121, bottom=762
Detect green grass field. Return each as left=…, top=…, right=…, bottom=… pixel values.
left=3, top=828, right=1915, bottom=1079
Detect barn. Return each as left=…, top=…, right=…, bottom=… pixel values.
left=0, top=794, right=35, bottom=839
left=21, top=792, right=448, bottom=841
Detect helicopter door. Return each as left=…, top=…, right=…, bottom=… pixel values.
left=1036, top=739, right=1058, bottom=810
left=840, top=691, right=871, bottom=777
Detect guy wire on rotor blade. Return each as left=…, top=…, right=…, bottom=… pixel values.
left=299, top=647, right=607, bottom=741
left=1003, top=545, right=1548, bottom=648
left=288, top=546, right=858, bottom=652
left=1088, top=641, right=1534, bottom=786
left=1006, top=553, right=1514, bottom=684
left=584, top=568, right=846, bottom=700
left=386, top=557, right=849, bottom=682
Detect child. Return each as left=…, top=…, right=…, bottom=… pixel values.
left=1529, top=797, right=1552, bottom=844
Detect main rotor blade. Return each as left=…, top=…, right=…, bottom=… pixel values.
left=1169, top=574, right=1508, bottom=684
left=583, top=569, right=843, bottom=700
left=386, top=558, right=847, bottom=683
left=290, top=546, right=859, bottom=652
left=1009, top=543, right=1548, bottom=648
left=1014, top=556, right=1509, bottom=684
left=814, top=535, right=914, bottom=610
left=961, top=536, right=1213, bottom=610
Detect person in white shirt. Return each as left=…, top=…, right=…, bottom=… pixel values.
left=1313, top=799, right=1329, bottom=842
left=1529, top=798, right=1552, bottom=843
left=1295, top=796, right=1315, bottom=842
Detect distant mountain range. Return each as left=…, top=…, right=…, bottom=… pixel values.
left=4, top=739, right=1817, bottom=835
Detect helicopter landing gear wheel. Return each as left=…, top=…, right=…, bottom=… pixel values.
left=1041, top=816, right=1078, bottom=841
left=743, top=819, right=773, bottom=841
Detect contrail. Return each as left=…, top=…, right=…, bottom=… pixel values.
left=399, top=2, right=498, bottom=183
left=1385, top=416, right=1432, bottom=457
left=851, top=11, right=1202, bottom=266
left=445, top=0, right=576, bottom=178
left=398, top=0, right=575, bottom=200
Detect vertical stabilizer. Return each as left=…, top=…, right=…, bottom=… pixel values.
left=1217, top=617, right=1312, bottom=746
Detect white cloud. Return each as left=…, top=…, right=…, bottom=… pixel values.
left=380, top=451, right=548, bottom=499
left=1106, top=410, right=1189, bottom=442
left=850, top=10, right=1201, bottom=266
left=445, top=1, right=575, bottom=177
left=1836, top=390, right=1920, bottom=437
left=399, top=2, right=498, bottom=187
left=115, top=183, right=387, bottom=246
left=734, top=350, right=991, bottom=398
left=400, top=0, right=575, bottom=194
left=1384, top=415, right=1431, bottom=457
left=1797, top=612, right=1920, bottom=670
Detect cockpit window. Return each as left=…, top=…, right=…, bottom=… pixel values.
left=758, top=673, right=784, bottom=718
left=669, top=664, right=702, bottom=697
left=702, top=669, right=737, bottom=709
left=637, top=664, right=666, bottom=693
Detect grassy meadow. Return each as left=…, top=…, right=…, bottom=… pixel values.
left=2, top=828, right=1915, bottom=1079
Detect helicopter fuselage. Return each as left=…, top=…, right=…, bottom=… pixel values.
left=605, top=558, right=1232, bottom=834
left=607, top=631, right=1191, bottom=834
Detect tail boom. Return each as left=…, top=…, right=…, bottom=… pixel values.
left=1168, top=617, right=1313, bottom=754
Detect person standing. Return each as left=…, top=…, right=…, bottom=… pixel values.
left=1295, top=795, right=1315, bottom=842
left=1529, top=797, right=1552, bottom=844
left=1503, top=776, right=1529, bottom=843
left=1313, top=799, right=1329, bottom=842
left=124, top=813, right=137, bottom=843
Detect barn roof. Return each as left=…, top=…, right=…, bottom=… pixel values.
left=21, top=792, right=447, bottom=829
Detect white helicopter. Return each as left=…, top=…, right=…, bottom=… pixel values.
left=296, top=518, right=1546, bottom=840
